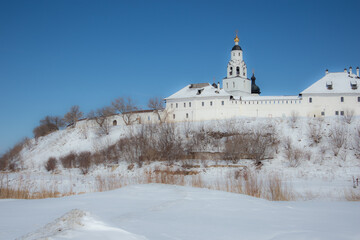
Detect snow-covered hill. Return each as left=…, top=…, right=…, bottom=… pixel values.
left=1, top=184, right=360, bottom=240
left=1, top=117, right=360, bottom=200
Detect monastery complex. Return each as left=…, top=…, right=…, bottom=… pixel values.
left=163, top=34, right=360, bottom=121
left=81, top=34, right=360, bottom=128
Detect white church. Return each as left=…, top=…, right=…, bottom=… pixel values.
left=163, top=34, right=360, bottom=122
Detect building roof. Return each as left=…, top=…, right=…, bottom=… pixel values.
left=165, top=83, right=230, bottom=100
left=232, top=45, right=242, bottom=51
left=241, top=95, right=300, bottom=101
left=301, top=72, right=360, bottom=95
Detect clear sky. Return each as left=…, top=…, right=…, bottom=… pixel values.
left=1, top=0, right=360, bottom=154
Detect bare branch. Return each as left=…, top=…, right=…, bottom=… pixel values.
left=112, top=97, right=139, bottom=125
left=64, top=105, right=83, bottom=127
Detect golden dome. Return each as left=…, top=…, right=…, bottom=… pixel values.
left=234, top=34, right=239, bottom=43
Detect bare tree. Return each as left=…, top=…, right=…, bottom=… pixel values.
left=88, top=106, right=115, bottom=136
left=64, top=105, right=83, bottom=127
left=33, top=115, right=64, bottom=138
left=289, top=111, right=299, bottom=129
left=40, top=116, right=65, bottom=129
left=112, top=97, right=139, bottom=125
left=148, top=97, right=168, bottom=123
left=329, top=123, right=347, bottom=156
left=353, top=126, right=360, bottom=159
left=343, top=109, right=355, bottom=124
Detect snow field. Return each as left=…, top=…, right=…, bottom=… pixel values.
left=1, top=184, right=360, bottom=240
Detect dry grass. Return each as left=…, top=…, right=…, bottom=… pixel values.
left=1, top=167, right=295, bottom=201
left=0, top=173, right=74, bottom=199
left=95, top=174, right=126, bottom=192
left=266, top=174, right=295, bottom=201
left=344, top=189, right=360, bottom=201
left=208, top=164, right=246, bottom=168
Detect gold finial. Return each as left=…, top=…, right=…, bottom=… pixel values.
left=234, top=30, right=239, bottom=43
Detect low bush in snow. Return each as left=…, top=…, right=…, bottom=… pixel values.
left=60, top=152, right=77, bottom=169
left=45, top=157, right=57, bottom=172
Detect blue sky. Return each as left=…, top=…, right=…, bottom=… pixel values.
left=1, top=0, right=360, bottom=153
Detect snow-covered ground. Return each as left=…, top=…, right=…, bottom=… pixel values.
left=1, top=184, right=359, bottom=240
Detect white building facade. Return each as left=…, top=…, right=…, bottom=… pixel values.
left=164, top=35, right=360, bottom=121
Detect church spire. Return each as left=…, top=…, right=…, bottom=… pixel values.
left=234, top=30, right=239, bottom=45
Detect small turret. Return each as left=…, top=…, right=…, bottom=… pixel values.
left=357, top=67, right=359, bottom=77
left=349, top=66, right=353, bottom=75
left=251, top=71, right=261, bottom=95
left=325, top=69, right=329, bottom=75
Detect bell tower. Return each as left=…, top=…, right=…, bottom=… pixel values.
left=223, top=32, right=251, bottom=96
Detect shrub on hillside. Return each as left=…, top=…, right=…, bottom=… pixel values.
left=282, top=137, right=303, bottom=167
left=77, top=151, right=92, bottom=174
left=33, top=116, right=64, bottom=139
left=307, top=118, right=323, bottom=145
left=60, top=152, right=77, bottom=169
left=45, top=157, right=57, bottom=172
left=157, top=123, right=184, bottom=163
left=289, top=111, right=299, bottom=129
left=224, top=123, right=278, bottom=165
left=0, top=139, right=27, bottom=171
left=342, top=109, right=354, bottom=124
left=328, top=123, right=347, bottom=156
left=354, top=127, right=360, bottom=159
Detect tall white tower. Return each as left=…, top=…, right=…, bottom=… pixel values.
left=223, top=33, right=251, bottom=96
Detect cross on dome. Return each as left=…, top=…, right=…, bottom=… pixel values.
left=234, top=30, right=239, bottom=44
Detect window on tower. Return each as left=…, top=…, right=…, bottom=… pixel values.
left=230, top=67, right=233, bottom=76
left=236, top=67, right=240, bottom=75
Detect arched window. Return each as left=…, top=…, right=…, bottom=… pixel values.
left=309, top=97, right=312, bottom=103
left=236, top=67, right=240, bottom=75
left=230, top=67, right=233, bottom=76
left=113, top=120, right=117, bottom=126
left=238, top=52, right=240, bottom=56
